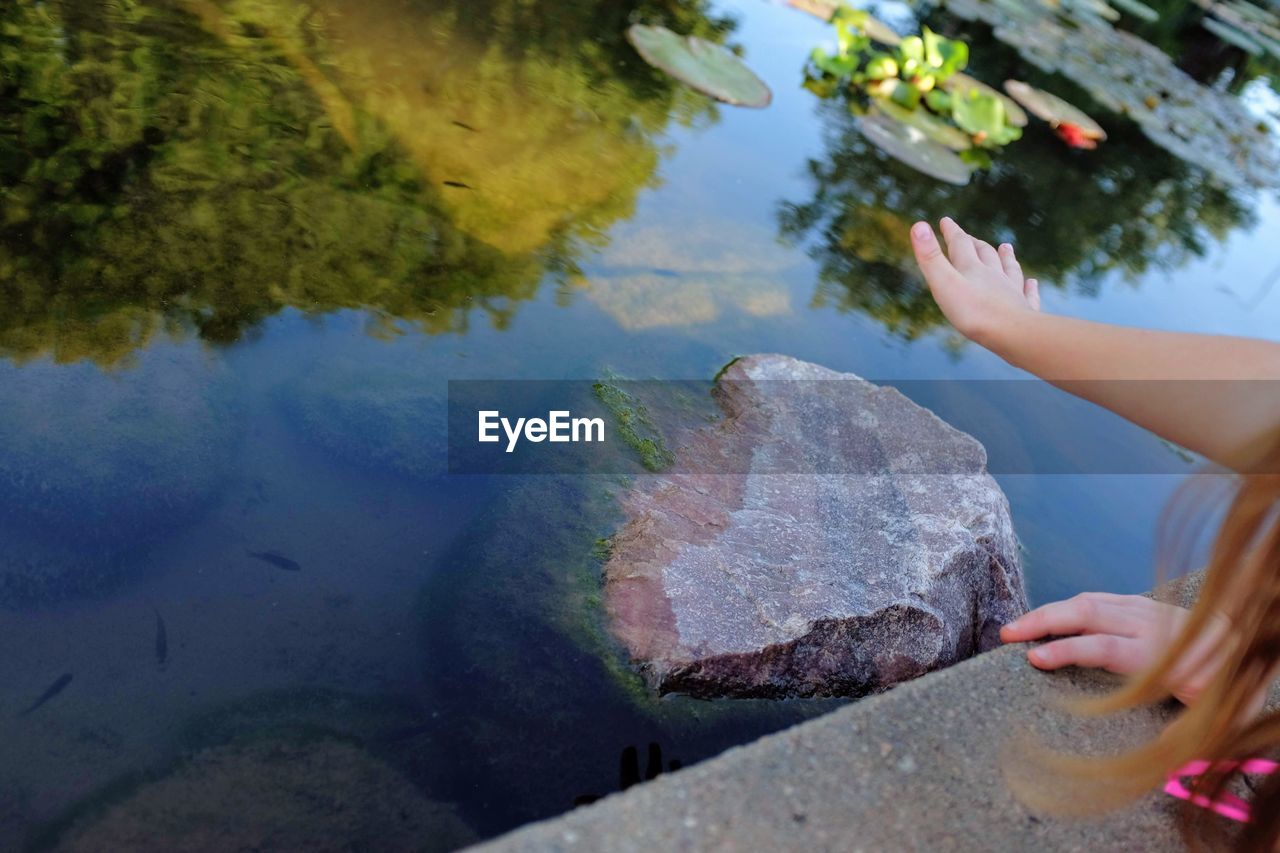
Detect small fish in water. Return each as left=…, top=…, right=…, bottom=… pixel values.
left=451, top=120, right=478, bottom=132
left=154, top=609, right=168, bottom=668
left=442, top=180, right=472, bottom=189
left=246, top=549, right=302, bottom=572
left=19, top=673, right=72, bottom=718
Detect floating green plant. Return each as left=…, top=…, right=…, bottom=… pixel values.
left=1199, top=0, right=1280, bottom=59
left=857, top=109, right=973, bottom=185
left=1004, top=79, right=1107, bottom=149
left=941, top=0, right=1278, bottom=188
left=803, top=5, right=1026, bottom=183
left=1109, top=0, right=1161, bottom=23
left=627, top=23, right=772, bottom=107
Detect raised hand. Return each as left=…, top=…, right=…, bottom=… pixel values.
left=909, top=217, right=1040, bottom=344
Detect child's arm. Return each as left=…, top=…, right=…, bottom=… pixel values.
left=910, top=217, right=1279, bottom=695
left=911, top=218, right=1280, bottom=471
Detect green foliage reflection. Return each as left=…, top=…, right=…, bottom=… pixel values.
left=0, top=0, right=734, bottom=364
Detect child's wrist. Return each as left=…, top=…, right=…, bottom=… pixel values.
left=971, top=306, right=1040, bottom=363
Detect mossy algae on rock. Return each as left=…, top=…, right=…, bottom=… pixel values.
left=592, top=380, right=676, bottom=472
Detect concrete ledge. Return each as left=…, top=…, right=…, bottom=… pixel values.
left=475, top=579, right=1218, bottom=852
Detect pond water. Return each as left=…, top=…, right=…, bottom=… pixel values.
left=1, top=0, right=1278, bottom=847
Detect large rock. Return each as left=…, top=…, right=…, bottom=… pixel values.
left=604, top=355, right=1028, bottom=699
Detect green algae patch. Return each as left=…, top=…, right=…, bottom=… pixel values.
left=592, top=380, right=675, bottom=472
left=712, top=355, right=745, bottom=383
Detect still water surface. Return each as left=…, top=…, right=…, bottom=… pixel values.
left=1, top=0, right=1277, bottom=846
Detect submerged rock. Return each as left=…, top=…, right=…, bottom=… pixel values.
left=0, top=347, right=236, bottom=608
left=0, top=348, right=235, bottom=541
left=604, top=355, right=1028, bottom=699
left=52, top=740, right=474, bottom=853
left=280, top=360, right=446, bottom=480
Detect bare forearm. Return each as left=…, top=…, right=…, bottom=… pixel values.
left=982, top=312, right=1280, bottom=470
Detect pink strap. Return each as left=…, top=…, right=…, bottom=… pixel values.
left=1164, top=759, right=1279, bottom=823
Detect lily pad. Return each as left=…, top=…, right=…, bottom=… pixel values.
left=857, top=109, right=972, bottom=185
left=944, top=72, right=1028, bottom=126
left=1004, top=79, right=1107, bottom=140
left=1201, top=17, right=1265, bottom=55
left=940, top=0, right=1280, bottom=188
left=874, top=100, right=974, bottom=150
left=626, top=24, right=771, bottom=108
left=1219, top=0, right=1278, bottom=27
left=1064, top=0, right=1121, bottom=22
left=1108, top=0, right=1160, bottom=22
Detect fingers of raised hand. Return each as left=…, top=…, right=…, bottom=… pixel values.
left=975, top=239, right=1001, bottom=270
left=939, top=217, right=980, bottom=269
left=998, top=243, right=1023, bottom=284
left=910, top=221, right=962, bottom=288
left=1027, top=634, right=1149, bottom=675
left=1024, top=278, right=1041, bottom=311
left=999, top=592, right=1154, bottom=643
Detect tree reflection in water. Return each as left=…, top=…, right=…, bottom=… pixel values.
left=0, top=0, right=734, bottom=364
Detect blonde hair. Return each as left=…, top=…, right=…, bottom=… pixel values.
left=1025, top=433, right=1280, bottom=850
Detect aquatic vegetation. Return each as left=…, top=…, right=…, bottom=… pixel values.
left=626, top=24, right=772, bottom=107
left=1003, top=79, right=1108, bottom=147
left=855, top=109, right=974, bottom=184
left=940, top=0, right=1280, bottom=188
left=592, top=380, right=675, bottom=472
left=804, top=6, right=1027, bottom=182
left=1110, top=0, right=1162, bottom=23
left=1196, top=0, right=1280, bottom=58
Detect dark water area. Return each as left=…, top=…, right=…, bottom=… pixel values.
left=1, top=0, right=1277, bottom=847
